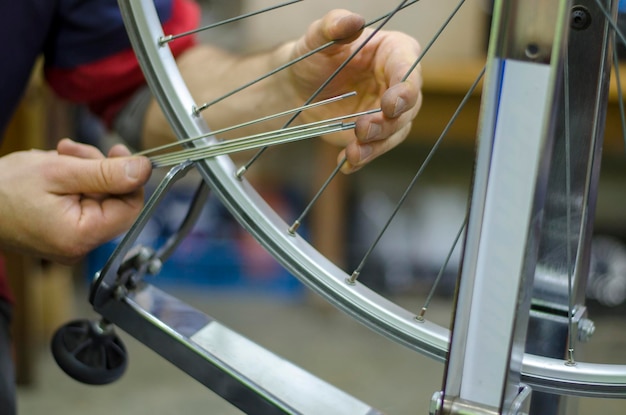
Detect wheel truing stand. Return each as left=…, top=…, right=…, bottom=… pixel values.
left=51, top=0, right=626, bottom=413
left=56, top=158, right=384, bottom=414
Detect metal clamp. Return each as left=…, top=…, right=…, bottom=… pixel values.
left=430, top=384, right=532, bottom=415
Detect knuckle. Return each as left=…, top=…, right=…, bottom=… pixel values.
left=98, top=160, right=116, bottom=189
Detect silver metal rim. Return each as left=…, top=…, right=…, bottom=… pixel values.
left=118, top=0, right=626, bottom=398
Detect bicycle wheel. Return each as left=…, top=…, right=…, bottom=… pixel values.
left=106, top=0, right=626, bottom=412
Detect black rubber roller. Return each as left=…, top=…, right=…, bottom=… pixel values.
left=51, top=319, right=127, bottom=385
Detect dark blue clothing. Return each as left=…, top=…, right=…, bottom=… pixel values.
left=0, top=0, right=195, bottom=137
left=0, top=1, right=55, bottom=135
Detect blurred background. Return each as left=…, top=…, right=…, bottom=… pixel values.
left=3, top=0, right=626, bottom=413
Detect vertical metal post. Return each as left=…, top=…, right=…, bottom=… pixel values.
left=527, top=0, right=617, bottom=413
left=438, top=1, right=572, bottom=413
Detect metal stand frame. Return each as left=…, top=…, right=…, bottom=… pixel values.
left=88, top=162, right=383, bottom=414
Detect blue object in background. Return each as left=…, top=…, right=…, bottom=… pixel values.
left=87, top=183, right=306, bottom=300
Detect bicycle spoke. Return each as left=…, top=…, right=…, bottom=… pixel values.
left=347, top=67, right=485, bottom=285
left=136, top=92, right=358, bottom=156
left=284, top=0, right=467, bottom=236
left=564, top=49, right=576, bottom=366
left=595, top=0, right=626, bottom=46
left=288, top=157, right=347, bottom=235
left=416, top=216, right=467, bottom=322
left=193, top=40, right=335, bottom=116
left=192, top=2, right=428, bottom=118
left=148, top=116, right=368, bottom=168
left=236, top=0, right=417, bottom=178
left=159, top=0, right=303, bottom=46
left=401, top=0, right=466, bottom=83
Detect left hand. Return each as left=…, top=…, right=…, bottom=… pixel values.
left=281, top=9, right=423, bottom=173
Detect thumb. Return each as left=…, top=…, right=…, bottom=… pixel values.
left=50, top=155, right=152, bottom=195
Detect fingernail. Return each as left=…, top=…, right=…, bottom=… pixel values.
left=393, top=97, right=407, bottom=117
left=125, top=158, right=142, bottom=180
left=366, top=123, right=382, bottom=141
left=340, top=160, right=354, bottom=174
left=359, top=145, right=373, bottom=162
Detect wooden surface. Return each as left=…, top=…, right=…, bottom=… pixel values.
left=0, top=66, right=75, bottom=385
left=413, top=58, right=626, bottom=153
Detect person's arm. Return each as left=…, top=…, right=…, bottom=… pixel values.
left=0, top=139, right=151, bottom=263
left=142, top=9, right=422, bottom=173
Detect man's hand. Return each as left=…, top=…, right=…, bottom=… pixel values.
left=144, top=9, right=422, bottom=174
left=283, top=9, right=422, bottom=173
left=0, top=139, right=151, bottom=263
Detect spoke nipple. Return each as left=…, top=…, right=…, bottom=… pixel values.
left=346, top=271, right=359, bottom=285
left=565, top=349, right=577, bottom=366
left=158, top=35, right=173, bottom=46
left=192, top=103, right=209, bottom=117
left=288, top=221, right=301, bottom=235
left=235, top=166, right=247, bottom=180
left=415, top=307, right=427, bottom=322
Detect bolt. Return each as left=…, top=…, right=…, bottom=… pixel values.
left=148, top=258, right=163, bottom=275
left=138, top=247, right=153, bottom=263
left=114, top=285, right=128, bottom=301
left=571, top=6, right=591, bottom=31
left=429, top=391, right=443, bottom=415
left=578, top=318, right=595, bottom=342
left=525, top=43, right=541, bottom=60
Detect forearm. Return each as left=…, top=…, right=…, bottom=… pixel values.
left=140, top=42, right=298, bottom=150
left=137, top=9, right=422, bottom=174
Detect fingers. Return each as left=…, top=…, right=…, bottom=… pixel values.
left=0, top=141, right=150, bottom=264
left=301, top=12, right=422, bottom=173
left=47, top=154, right=152, bottom=195
left=51, top=138, right=151, bottom=194
left=340, top=79, right=421, bottom=173
left=108, top=143, right=133, bottom=158
left=75, top=192, right=145, bottom=247
left=380, top=74, right=422, bottom=118
left=349, top=29, right=422, bottom=172
left=355, top=81, right=421, bottom=139
left=57, top=138, right=134, bottom=159
left=43, top=188, right=146, bottom=264
left=57, top=138, right=105, bottom=159
left=340, top=122, right=413, bottom=174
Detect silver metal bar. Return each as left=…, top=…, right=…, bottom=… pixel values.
left=96, top=283, right=383, bottom=415
left=532, top=0, right=617, bottom=315
left=443, top=0, right=571, bottom=412
left=136, top=92, right=358, bottom=157
left=149, top=121, right=356, bottom=168
left=527, top=0, right=618, bottom=413
left=90, top=160, right=195, bottom=308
